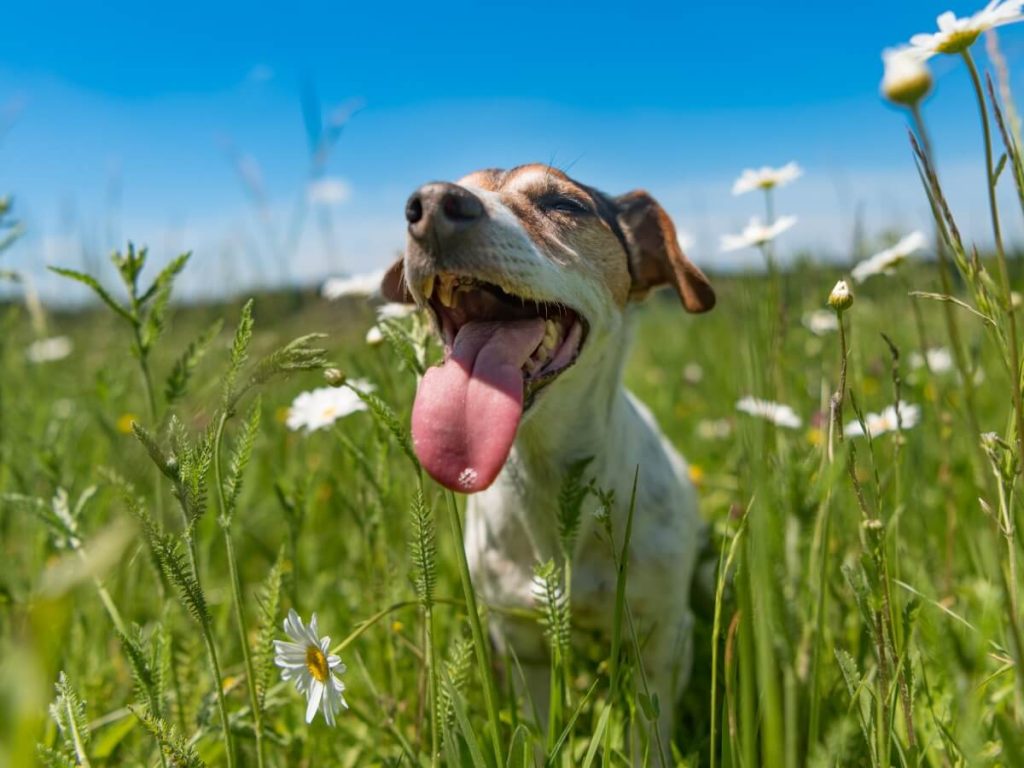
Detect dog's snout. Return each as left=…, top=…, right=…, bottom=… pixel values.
left=406, top=182, right=483, bottom=241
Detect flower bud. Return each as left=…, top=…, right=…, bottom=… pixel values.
left=828, top=280, right=853, bottom=312
left=323, top=368, right=347, bottom=388
left=881, top=48, right=932, bottom=107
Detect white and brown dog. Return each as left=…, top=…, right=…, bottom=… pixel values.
left=381, top=163, right=714, bottom=749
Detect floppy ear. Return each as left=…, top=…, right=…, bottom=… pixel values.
left=614, top=190, right=715, bottom=313
left=380, top=257, right=414, bottom=303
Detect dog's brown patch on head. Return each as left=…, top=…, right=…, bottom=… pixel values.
left=459, top=164, right=634, bottom=306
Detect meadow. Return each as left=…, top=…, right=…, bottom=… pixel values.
left=6, top=7, right=1024, bottom=768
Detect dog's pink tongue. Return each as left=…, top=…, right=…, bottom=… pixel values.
left=413, top=319, right=545, bottom=493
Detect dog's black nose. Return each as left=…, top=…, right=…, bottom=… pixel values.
left=406, top=182, right=483, bottom=241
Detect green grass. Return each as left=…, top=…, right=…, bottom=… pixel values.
left=6, top=24, right=1024, bottom=763
left=1, top=252, right=1022, bottom=766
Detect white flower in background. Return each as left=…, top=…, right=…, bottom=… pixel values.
left=909, top=2, right=1024, bottom=58
left=286, top=381, right=373, bottom=432
left=803, top=309, right=839, bottom=335
left=851, top=231, right=927, bottom=283
left=307, top=177, right=352, bottom=206
left=365, top=326, right=385, bottom=345
left=376, top=302, right=416, bottom=321
left=720, top=216, right=797, bottom=252
left=683, top=362, right=704, bottom=384
left=321, top=269, right=386, bottom=300
left=736, top=396, right=803, bottom=429
left=827, top=280, right=854, bottom=312
left=731, top=162, right=803, bottom=196
left=26, top=336, right=73, bottom=364
left=274, top=609, right=348, bottom=726
left=881, top=47, right=933, bottom=106
left=910, top=347, right=954, bottom=373
left=696, top=418, right=733, bottom=440
left=846, top=401, right=921, bottom=437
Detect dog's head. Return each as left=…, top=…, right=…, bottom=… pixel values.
left=382, top=163, right=714, bottom=493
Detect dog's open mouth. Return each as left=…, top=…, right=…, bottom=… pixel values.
left=411, top=272, right=588, bottom=494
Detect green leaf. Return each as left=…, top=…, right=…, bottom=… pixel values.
left=165, top=318, right=224, bottom=405
left=222, top=396, right=262, bottom=524
left=409, top=485, right=436, bottom=607
left=139, top=251, right=190, bottom=305
left=49, top=672, right=91, bottom=760
left=132, top=706, right=207, bottom=768
left=222, top=299, right=255, bottom=406
left=131, top=422, right=179, bottom=480
left=48, top=266, right=134, bottom=323
left=378, top=318, right=425, bottom=376
left=995, top=152, right=1008, bottom=185
left=348, top=384, right=417, bottom=467
left=557, top=456, right=593, bottom=553
left=255, top=548, right=284, bottom=712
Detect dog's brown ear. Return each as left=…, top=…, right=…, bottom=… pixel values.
left=614, top=190, right=715, bottom=313
left=380, top=257, right=414, bottom=303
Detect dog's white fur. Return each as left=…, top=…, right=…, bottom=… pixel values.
left=395, top=166, right=708, bottom=756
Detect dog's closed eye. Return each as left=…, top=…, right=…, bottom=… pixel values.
left=536, top=193, right=592, bottom=216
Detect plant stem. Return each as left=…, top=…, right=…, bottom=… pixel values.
left=909, top=103, right=988, bottom=469
left=963, top=49, right=1024, bottom=470
left=444, top=490, right=503, bottom=767
left=213, top=411, right=265, bottom=768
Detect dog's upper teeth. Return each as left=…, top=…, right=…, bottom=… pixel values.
left=437, top=274, right=457, bottom=308
left=542, top=319, right=560, bottom=350
left=421, top=274, right=436, bottom=300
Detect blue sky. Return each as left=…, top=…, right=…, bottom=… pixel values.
left=3, top=1, right=1024, bottom=298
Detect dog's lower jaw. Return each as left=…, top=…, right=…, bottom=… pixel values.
left=462, top=319, right=703, bottom=756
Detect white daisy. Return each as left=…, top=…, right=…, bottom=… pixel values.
left=881, top=47, right=933, bottom=106
left=731, top=162, right=803, bottom=196
left=851, top=231, right=927, bottom=283
left=910, top=347, right=954, bottom=373
left=736, top=396, right=803, bottom=429
left=274, top=609, right=348, bottom=726
left=26, top=336, right=73, bottom=364
left=321, top=269, right=386, bottom=300
left=909, top=2, right=1024, bottom=58
left=365, top=326, right=385, bottom=345
left=719, top=216, right=798, bottom=253
left=286, top=381, right=373, bottom=432
left=802, top=309, right=839, bottom=336
left=846, top=401, right=921, bottom=438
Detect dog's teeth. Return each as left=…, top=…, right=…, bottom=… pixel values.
left=421, top=275, right=435, bottom=299
left=542, top=319, right=560, bottom=351
left=437, top=275, right=456, bottom=308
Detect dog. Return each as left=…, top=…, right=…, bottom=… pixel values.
left=381, top=164, right=714, bottom=754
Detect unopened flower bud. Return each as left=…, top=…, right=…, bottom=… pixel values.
left=324, top=368, right=347, bottom=387
left=881, top=48, right=932, bottom=107
left=828, top=280, right=853, bottom=312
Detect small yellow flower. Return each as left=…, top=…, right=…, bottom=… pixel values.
left=806, top=427, right=824, bottom=447
left=391, top=620, right=405, bottom=633
left=116, top=413, right=138, bottom=435
left=688, top=465, right=705, bottom=486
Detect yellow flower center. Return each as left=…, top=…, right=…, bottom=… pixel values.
left=936, top=29, right=980, bottom=54
left=305, top=644, right=329, bottom=683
